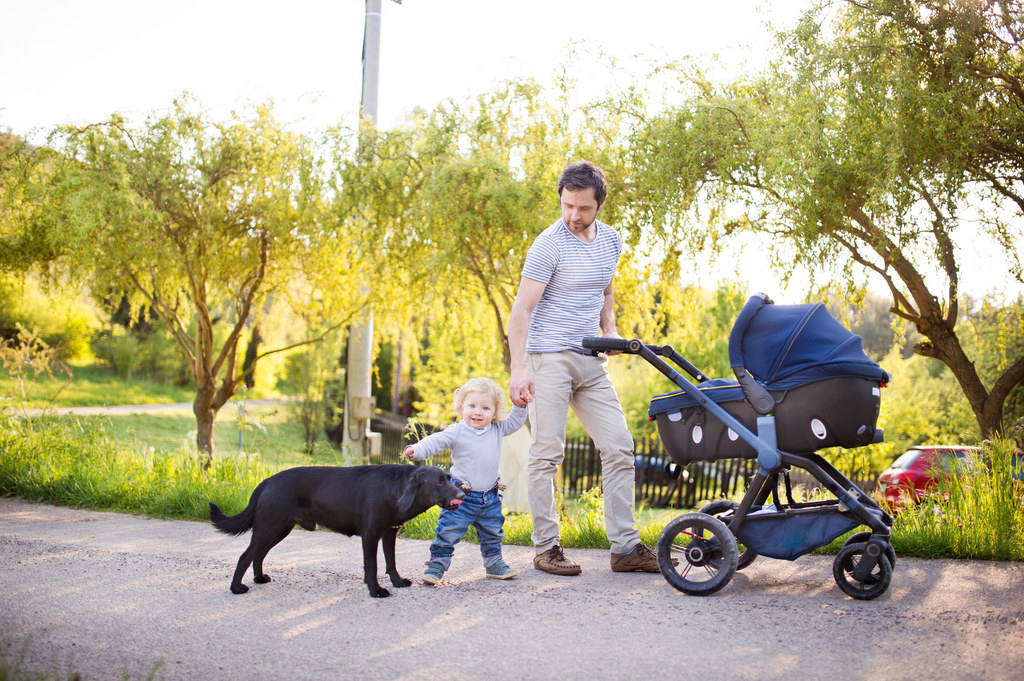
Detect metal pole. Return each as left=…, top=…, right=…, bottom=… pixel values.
left=361, top=0, right=382, bottom=121
left=342, top=0, right=384, bottom=461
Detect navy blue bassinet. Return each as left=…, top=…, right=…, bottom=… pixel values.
left=649, top=297, right=889, bottom=464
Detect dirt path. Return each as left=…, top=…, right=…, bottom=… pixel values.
left=24, top=398, right=292, bottom=417
left=2, top=497, right=1022, bottom=681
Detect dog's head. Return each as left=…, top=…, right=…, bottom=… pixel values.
left=397, top=465, right=465, bottom=517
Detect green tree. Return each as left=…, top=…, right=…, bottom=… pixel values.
left=332, top=81, right=564, bottom=375
left=959, top=295, right=1024, bottom=437
left=4, top=99, right=362, bottom=463
left=627, top=0, right=1024, bottom=438
left=333, top=78, right=656, bottom=404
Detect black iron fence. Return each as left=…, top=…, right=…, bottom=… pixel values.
left=639, top=451, right=759, bottom=510
left=369, top=417, right=882, bottom=508
left=566, top=435, right=760, bottom=509
left=561, top=436, right=878, bottom=507
left=369, top=416, right=452, bottom=470
left=371, top=419, right=766, bottom=509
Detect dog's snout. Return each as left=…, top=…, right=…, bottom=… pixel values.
left=455, top=488, right=466, bottom=500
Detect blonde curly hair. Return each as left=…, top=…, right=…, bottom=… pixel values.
left=452, top=377, right=508, bottom=423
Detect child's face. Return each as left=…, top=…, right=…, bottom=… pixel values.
left=460, top=391, right=496, bottom=430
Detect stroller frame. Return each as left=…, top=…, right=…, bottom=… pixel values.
left=583, top=294, right=895, bottom=600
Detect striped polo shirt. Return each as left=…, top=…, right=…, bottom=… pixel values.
left=521, top=218, right=622, bottom=353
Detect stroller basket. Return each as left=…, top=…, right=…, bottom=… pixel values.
left=736, top=507, right=861, bottom=560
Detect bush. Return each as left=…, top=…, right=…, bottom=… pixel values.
left=96, top=330, right=141, bottom=379
left=0, top=274, right=100, bottom=361
left=0, top=327, right=72, bottom=411
left=137, top=330, right=191, bottom=385
left=91, top=328, right=190, bottom=384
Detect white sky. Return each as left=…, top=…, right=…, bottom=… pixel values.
left=2, top=0, right=801, bottom=136
left=2, top=0, right=1020, bottom=301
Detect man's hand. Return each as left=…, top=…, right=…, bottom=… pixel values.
left=402, top=446, right=416, bottom=460
left=602, top=332, right=625, bottom=357
left=507, top=277, right=545, bottom=407
left=509, top=367, right=535, bottom=408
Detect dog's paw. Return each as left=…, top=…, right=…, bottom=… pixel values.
left=254, top=574, right=272, bottom=584
left=230, top=583, right=249, bottom=595
left=391, top=577, right=413, bottom=588
left=369, top=586, right=391, bottom=598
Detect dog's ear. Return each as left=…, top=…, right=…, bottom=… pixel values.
left=396, top=469, right=422, bottom=516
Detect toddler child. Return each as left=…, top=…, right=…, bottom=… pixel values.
left=403, top=376, right=528, bottom=584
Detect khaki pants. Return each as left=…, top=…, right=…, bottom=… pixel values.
left=526, top=351, right=639, bottom=554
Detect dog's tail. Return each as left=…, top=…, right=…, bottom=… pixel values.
left=209, top=479, right=267, bottom=536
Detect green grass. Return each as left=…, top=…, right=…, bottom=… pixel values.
left=1, top=416, right=267, bottom=520
left=2, top=402, right=1022, bottom=560
left=92, top=404, right=327, bottom=468
left=815, top=438, right=1024, bottom=560
left=398, top=487, right=678, bottom=548
left=0, top=408, right=682, bottom=549
left=0, top=360, right=197, bottom=410
left=886, top=440, right=1024, bottom=560
left=0, top=359, right=288, bottom=411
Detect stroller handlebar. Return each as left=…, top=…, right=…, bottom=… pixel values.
left=582, top=336, right=712, bottom=383
left=582, top=337, right=638, bottom=354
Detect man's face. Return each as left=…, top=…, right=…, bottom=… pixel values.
left=560, top=187, right=602, bottom=237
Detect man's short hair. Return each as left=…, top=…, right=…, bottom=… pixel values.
left=558, top=161, right=607, bottom=206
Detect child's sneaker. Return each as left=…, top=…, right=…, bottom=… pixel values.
left=423, top=561, right=445, bottom=585
left=485, top=559, right=518, bottom=580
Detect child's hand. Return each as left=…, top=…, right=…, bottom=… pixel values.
left=402, top=446, right=416, bottom=460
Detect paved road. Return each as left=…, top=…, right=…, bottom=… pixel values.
left=2, top=497, right=1022, bottom=681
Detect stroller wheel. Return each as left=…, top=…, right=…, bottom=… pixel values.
left=844, top=531, right=896, bottom=569
left=832, top=542, right=893, bottom=600
left=698, top=500, right=758, bottom=571
left=657, top=512, right=738, bottom=596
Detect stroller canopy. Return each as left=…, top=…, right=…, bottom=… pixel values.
left=729, top=298, right=887, bottom=389
left=649, top=295, right=888, bottom=417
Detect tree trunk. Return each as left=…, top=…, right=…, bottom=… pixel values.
left=916, top=326, right=1005, bottom=440
left=242, top=323, right=262, bottom=390
left=194, top=388, right=217, bottom=468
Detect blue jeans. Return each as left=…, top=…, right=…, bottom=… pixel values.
left=429, top=483, right=506, bottom=570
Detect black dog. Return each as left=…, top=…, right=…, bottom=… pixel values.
left=209, top=464, right=464, bottom=598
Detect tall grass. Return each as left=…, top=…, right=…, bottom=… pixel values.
left=3, top=410, right=1021, bottom=559
left=1, top=411, right=674, bottom=548
left=399, top=487, right=680, bottom=548
left=890, top=438, right=1024, bottom=560
left=0, top=414, right=273, bottom=519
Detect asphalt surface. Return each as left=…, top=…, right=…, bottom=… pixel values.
left=2, top=496, right=1023, bottom=681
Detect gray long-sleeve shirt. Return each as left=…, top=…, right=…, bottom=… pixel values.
left=408, top=405, right=528, bottom=491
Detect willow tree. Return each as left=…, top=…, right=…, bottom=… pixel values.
left=333, top=78, right=642, bottom=398
left=8, top=99, right=362, bottom=463
left=628, top=0, right=1023, bottom=438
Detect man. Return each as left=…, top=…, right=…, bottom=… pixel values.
left=508, top=160, right=659, bottom=575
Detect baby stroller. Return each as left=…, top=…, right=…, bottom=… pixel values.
left=583, top=293, right=896, bottom=600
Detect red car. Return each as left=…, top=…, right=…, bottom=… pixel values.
left=876, top=445, right=982, bottom=511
